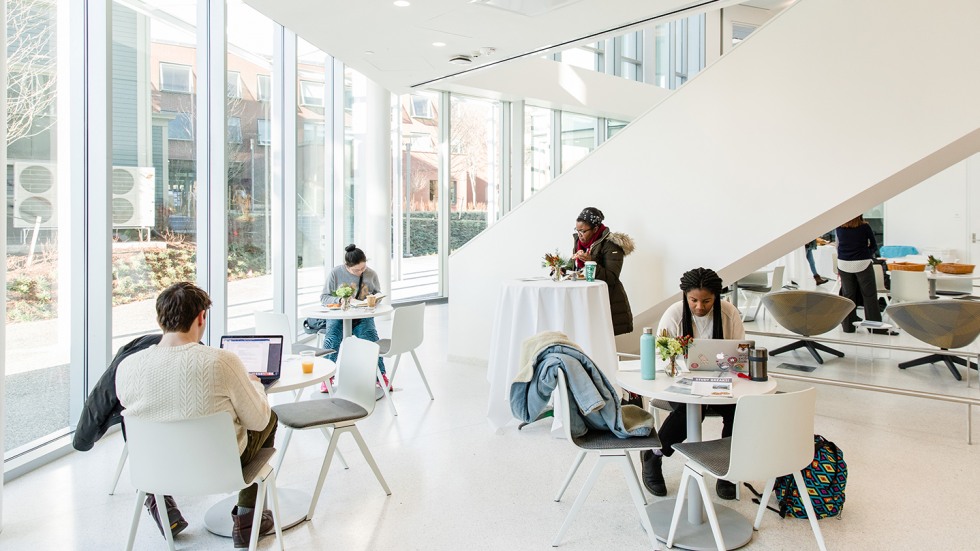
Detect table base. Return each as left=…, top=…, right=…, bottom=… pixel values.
left=647, top=499, right=753, bottom=551
left=204, top=488, right=311, bottom=537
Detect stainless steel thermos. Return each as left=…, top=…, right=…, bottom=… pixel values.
left=748, top=347, right=769, bottom=382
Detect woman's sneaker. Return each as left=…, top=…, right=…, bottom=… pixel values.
left=144, top=494, right=188, bottom=538
left=231, top=507, right=275, bottom=548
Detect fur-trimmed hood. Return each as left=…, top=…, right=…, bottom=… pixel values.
left=606, top=231, right=635, bottom=256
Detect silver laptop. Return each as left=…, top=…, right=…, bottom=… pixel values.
left=219, top=335, right=284, bottom=388
left=684, top=339, right=755, bottom=373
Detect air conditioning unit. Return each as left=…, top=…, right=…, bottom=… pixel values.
left=112, top=166, right=155, bottom=228
left=13, top=162, right=57, bottom=229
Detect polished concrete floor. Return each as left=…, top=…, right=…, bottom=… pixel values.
left=2, top=302, right=979, bottom=550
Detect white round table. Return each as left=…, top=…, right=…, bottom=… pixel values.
left=486, top=278, right=619, bottom=431
left=303, top=303, right=393, bottom=339
left=618, top=369, right=777, bottom=551
left=926, top=272, right=980, bottom=299
left=204, top=356, right=336, bottom=538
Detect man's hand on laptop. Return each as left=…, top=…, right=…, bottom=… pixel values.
left=248, top=374, right=261, bottom=383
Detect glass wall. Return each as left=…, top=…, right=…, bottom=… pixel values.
left=560, top=112, right=597, bottom=173
left=225, top=0, right=274, bottom=333
left=449, top=95, right=502, bottom=252
left=524, top=105, right=552, bottom=198
left=5, top=0, right=69, bottom=455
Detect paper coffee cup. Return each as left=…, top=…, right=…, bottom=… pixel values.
left=584, top=261, right=597, bottom=281
left=366, top=295, right=377, bottom=307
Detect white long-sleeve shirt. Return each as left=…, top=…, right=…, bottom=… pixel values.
left=116, top=343, right=271, bottom=454
left=657, top=300, right=745, bottom=340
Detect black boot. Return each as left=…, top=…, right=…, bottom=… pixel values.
left=640, top=450, right=667, bottom=496
left=716, top=479, right=737, bottom=500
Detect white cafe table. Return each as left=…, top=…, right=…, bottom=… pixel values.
left=486, top=278, right=619, bottom=432
left=204, top=356, right=336, bottom=537
left=303, top=303, right=394, bottom=340
left=618, top=364, right=777, bottom=551
left=926, top=271, right=980, bottom=299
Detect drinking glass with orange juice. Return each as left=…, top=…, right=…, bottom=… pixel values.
left=300, top=350, right=315, bottom=374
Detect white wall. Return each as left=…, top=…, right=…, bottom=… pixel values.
left=448, top=0, right=980, bottom=364
left=438, top=57, right=672, bottom=122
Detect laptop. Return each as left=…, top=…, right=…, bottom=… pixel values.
left=220, top=335, right=285, bottom=389
left=683, top=339, right=755, bottom=373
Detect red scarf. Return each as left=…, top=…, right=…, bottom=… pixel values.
left=575, top=224, right=606, bottom=268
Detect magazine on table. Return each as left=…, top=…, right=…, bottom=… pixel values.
left=665, top=377, right=695, bottom=395
left=690, top=377, right=733, bottom=398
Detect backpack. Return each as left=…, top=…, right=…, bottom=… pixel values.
left=748, top=434, right=847, bottom=519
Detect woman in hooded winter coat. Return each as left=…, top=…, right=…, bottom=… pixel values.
left=570, top=207, right=635, bottom=335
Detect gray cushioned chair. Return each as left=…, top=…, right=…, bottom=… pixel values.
left=885, top=300, right=980, bottom=381
left=763, top=291, right=855, bottom=365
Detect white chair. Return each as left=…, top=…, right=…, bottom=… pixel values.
left=378, top=303, right=433, bottom=410
left=666, top=388, right=826, bottom=551
left=872, top=263, right=890, bottom=305
left=738, top=266, right=785, bottom=322
left=271, top=337, right=391, bottom=521
left=551, top=370, right=661, bottom=548
left=889, top=270, right=929, bottom=303
left=124, top=412, right=283, bottom=551
left=255, top=311, right=333, bottom=356
left=108, top=441, right=128, bottom=495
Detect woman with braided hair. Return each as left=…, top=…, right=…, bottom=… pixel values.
left=640, top=267, right=744, bottom=500
left=570, top=207, right=635, bottom=335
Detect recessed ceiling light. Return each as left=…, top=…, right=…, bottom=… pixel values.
left=364, top=50, right=375, bottom=55
left=393, top=1, right=410, bottom=6
left=432, top=42, right=446, bottom=47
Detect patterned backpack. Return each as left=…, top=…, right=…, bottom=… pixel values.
left=748, top=434, right=847, bottom=519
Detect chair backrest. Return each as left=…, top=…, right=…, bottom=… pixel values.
left=125, top=412, right=247, bottom=496
left=554, top=370, right=578, bottom=445
left=873, top=263, right=887, bottom=293
left=885, top=300, right=980, bottom=349
left=386, top=303, right=425, bottom=355
left=762, top=290, right=855, bottom=336
left=334, top=337, right=381, bottom=413
left=769, top=265, right=785, bottom=291
left=739, top=271, right=769, bottom=286
left=890, top=270, right=929, bottom=303
left=255, top=311, right=294, bottom=345
left=725, top=388, right=816, bottom=482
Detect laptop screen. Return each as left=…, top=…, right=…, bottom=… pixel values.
left=219, top=335, right=284, bottom=378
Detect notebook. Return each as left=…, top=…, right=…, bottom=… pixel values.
left=683, top=339, right=754, bottom=373
left=219, top=335, right=284, bottom=389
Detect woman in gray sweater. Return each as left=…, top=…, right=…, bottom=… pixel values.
left=318, top=244, right=388, bottom=386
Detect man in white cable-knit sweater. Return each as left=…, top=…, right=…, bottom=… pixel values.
left=117, top=282, right=278, bottom=547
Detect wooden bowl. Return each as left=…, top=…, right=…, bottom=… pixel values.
left=937, top=263, right=975, bottom=274
left=887, top=262, right=926, bottom=272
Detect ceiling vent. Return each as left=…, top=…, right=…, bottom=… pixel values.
left=449, top=54, right=473, bottom=65
left=469, top=0, right=585, bottom=17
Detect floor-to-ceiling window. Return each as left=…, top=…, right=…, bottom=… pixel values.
left=448, top=95, right=502, bottom=252
left=225, top=0, right=274, bottom=333
left=560, top=112, right=597, bottom=173
left=4, top=0, right=69, bottom=457
left=523, top=105, right=552, bottom=198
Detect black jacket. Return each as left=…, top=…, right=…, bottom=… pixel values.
left=570, top=228, right=636, bottom=335
left=72, top=334, right=162, bottom=452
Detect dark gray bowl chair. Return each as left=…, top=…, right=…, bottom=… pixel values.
left=885, top=300, right=980, bottom=381
left=762, top=291, right=856, bottom=364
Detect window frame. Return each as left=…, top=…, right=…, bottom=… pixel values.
left=299, top=79, right=324, bottom=107
left=160, top=62, right=193, bottom=94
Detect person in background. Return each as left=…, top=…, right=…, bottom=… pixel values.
left=570, top=207, right=635, bottom=336
left=805, top=237, right=831, bottom=286
left=836, top=215, right=895, bottom=335
left=641, top=267, right=743, bottom=500
left=318, top=243, right=388, bottom=388
left=115, top=283, right=277, bottom=547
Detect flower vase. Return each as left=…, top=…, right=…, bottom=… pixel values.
left=666, top=357, right=679, bottom=377
left=341, top=297, right=352, bottom=311
left=552, top=267, right=563, bottom=282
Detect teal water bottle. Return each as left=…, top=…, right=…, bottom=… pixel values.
left=640, top=327, right=656, bottom=380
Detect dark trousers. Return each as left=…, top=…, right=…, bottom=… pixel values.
left=658, top=402, right=736, bottom=456
left=840, top=265, right=880, bottom=330
left=238, top=411, right=278, bottom=508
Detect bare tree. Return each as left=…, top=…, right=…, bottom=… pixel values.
left=6, top=0, right=58, bottom=147
left=449, top=99, right=491, bottom=214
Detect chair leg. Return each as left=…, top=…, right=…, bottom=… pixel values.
left=753, top=478, right=777, bottom=530
left=553, top=455, right=604, bottom=546
left=349, top=425, right=392, bottom=496
left=793, top=471, right=828, bottom=551
left=126, top=490, right=146, bottom=551
left=306, top=426, right=343, bottom=520
left=691, top=473, right=726, bottom=551
left=156, top=493, right=176, bottom=551
left=266, top=471, right=285, bottom=551
left=248, top=480, right=266, bottom=551
left=812, top=342, right=845, bottom=358
left=388, top=354, right=402, bottom=385
left=618, top=454, right=658, bottom=549
left=941, top=357, right=964, bottom=381
left=899, top=354, right=945, bottom=369
left=109, top=443, right=128, bottom=495
left=378, top=365, right=398, bottom=416
left=770, top=340, right=807, bottom=357
left=803, top=342, right=825, bottom=365
left=666, top=467, right=693, bottom=548
left=554, top=450, right=587, bottom=502
left=410, top=350, right=435, bottom=400
left=273, top=427, right=293, bottom=472
left=320, top=427, right=350, bottom=469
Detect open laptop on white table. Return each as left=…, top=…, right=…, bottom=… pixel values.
left=683, top=339, right=754, bottom=373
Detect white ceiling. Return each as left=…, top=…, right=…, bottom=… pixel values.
left=244, top=0, right=740, bottom=93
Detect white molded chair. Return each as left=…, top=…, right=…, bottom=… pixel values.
left=272, top=337, right=391, bottom=521
left=108, top=441, right=128, bottom=495
left=124, top=412, right=283, bottom=551
left=889, top=270, right=929, bottom=303
left=255, top=311, right=333, bottom=356
left=378, top=303, right=432, bottom=408
left=872, top=263, right=890, bottom=306
left=666, top=388, right=826, bottom=551
left=551, top=370, right=661, bottom=548
left=738, top=266, right=785, bottom=322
